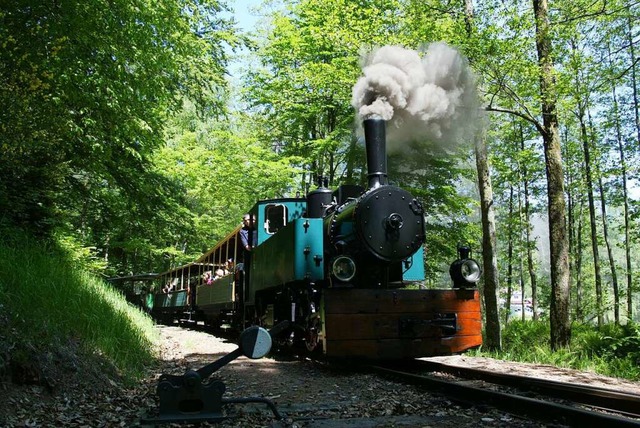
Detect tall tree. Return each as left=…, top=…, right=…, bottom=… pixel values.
left=463, top=0, right=501, bottom=350
left=623, top=12, right=637, bottom=319
left=570, top=37, right=604, bottom=326
left=563, top=125, right=583, bottom=322
left=520, top=132, right=539, bottom=321
left=480, top=0, right=571, bottom=342
left=505, top=185, right=516, bottom=324
left=243, top=0, right=403, bottom=190
left=597, top=171, right=620, bottom=323
left=609, top=57, right=634, bottom=322
left=532, top=0, right=571, bottom=347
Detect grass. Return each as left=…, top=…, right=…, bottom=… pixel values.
left=470, top=319, right=640, bottom=381
left=0, top=229, right=159, bottom=381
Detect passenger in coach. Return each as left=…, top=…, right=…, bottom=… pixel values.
left=203, top=271, right=212, bottom=285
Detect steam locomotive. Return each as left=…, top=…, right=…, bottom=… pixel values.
left=146, top=118, right=483, bottom=360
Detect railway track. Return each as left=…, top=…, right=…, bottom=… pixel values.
left=369, top=361, right=640, bottom=427
left=165, top=321, right=640, bottom=426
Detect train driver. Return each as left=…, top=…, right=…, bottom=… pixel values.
left=239, top=213, right=256, bottom=252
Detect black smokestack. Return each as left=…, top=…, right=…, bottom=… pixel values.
left=363, top=118, right=388, bottom=188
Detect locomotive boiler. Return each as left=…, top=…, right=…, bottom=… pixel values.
left=311, top=118, right=426, bottom=289
left=144, top=118, right=483, bottom=360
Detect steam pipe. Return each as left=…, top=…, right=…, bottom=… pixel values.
left=363, top=118, right=388, bottom=188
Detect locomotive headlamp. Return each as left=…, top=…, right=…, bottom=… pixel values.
left=449, top=246, right=481, bottom=288
left=331, top=256, right=356, bottom=282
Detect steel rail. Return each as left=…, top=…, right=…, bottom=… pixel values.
left=410, top=359, right=640, bottom=418
left=369, top=365, right=640, bottom=428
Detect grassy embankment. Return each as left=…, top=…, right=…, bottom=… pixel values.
left=0, top=230, right=158, bottom=384
left=471, top=319, right=640, bottom=380
left=2, top=228, right=638, bottom=383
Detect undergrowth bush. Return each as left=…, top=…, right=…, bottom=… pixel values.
left=572, top=322, right=640, bottom=378
left=0, top=229, right=158, bottom=383
left=475, top=320, right=640, bottom=380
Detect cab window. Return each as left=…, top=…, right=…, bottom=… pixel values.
left=264, top=204, right=287, bottom=234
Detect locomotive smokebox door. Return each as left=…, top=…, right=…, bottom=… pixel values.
left=355, top=187, right=425, bottom=262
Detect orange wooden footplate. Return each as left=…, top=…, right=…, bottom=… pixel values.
left=321, top=288, right=482, bottom=360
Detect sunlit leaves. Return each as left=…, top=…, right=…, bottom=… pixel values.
left=243, top=0, right=404, bottom=187
left=0, top=0, right=236, bottom=242
left=151, top=104, right=299, bottom=262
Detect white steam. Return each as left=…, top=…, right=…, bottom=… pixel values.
left=351, top=43, right=480, bottom=150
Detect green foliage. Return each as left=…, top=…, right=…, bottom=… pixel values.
left=146, top=104, right=300, bottom=266
left=0, top=0, right=236, bottom=237
left=54, top=231, right=108, bottom=273
left=243, top=0, right=404, bottom=188
left=574, top=323, right=640, bottom=365
left=502, top=319, right=551, bottom=351
left=0, top=229, right=158, bottom=378
left=472, top=320, right=640, bottom=380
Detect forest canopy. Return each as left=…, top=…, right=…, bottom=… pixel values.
left=2, top=0, right=639, bottom=342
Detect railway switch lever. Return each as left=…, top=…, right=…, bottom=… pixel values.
left=141, top=321, right=290, bottom=425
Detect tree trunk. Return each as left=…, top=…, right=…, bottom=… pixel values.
left=563, top=129, right=576, bottom=321
left=327, top=108, right=336, bottom=185
left=506, top=185, right=515, bottom=324
left=579, top=115, right=603, bottom=326
left=475, top=135, right=502, bottom=349
left=345, top=131, right=358, bottom=183
left=520, top=252, right=525, bottom=322
left=586, top=95, right=620, bottom=324
left=617, top=112, right=634, bottom=323
left=576, top=204, right=584, bottom=322
left=518, top=186, right=526, bottom=322
left=619, top=31, right=635, bottom=320
left=627, top=15, right=640, bottom=148
left=598, top=174, right=619, bottom=324
left=533, top=0, right=570, bottom=348
left=464, top=0, right=501, bottom=350
left=519, top=125, right=538, bottom=320
left=570, top=35, right=604, bottom=326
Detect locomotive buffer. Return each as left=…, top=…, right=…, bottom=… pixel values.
left=141, top=321, right=290, bottom=425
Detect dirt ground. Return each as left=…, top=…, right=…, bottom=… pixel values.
left=1, top=324, right=639, bottom=427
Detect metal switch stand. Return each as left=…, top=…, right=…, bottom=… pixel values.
left=141, top=321, right=289, bottom=425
